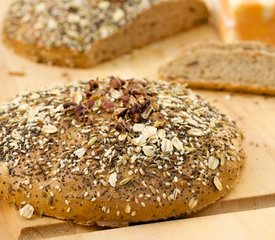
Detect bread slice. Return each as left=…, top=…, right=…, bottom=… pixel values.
left=3, top=0, right=208, bottom=68
left=159, top=41, right=275, bottom=95
left=0, top=77, right=244, bottom=226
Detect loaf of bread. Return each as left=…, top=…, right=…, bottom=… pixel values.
left=204, top=0, right=275, bottom=45
left=3, top=0, right=208, bottom=68
left=0, top=77, right=244, bottom=226
left=159, top=41, right=275, bottom=95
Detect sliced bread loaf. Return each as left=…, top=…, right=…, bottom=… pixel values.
left=3, top=0, right=208, bottom=68
left=159, top=41, right=275, bottom=95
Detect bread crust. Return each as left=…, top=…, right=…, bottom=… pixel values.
left=0, top=77, right=244, bottom=226
left=3, top=0, right=208, bottom=68
left=177, top=41, right=275, bottom=53
left=166, top=78, right=275, bottom=95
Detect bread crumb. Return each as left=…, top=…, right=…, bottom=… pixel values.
left=8, top=71, right=26, bottom=77
left=224, top=94, right=232, bottom=101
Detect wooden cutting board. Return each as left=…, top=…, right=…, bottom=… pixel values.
left=1, top=1, right=275, bottom=239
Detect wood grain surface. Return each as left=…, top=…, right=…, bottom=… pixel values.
left=1, top=1, right=275, bottom=239
left=49, top=207, right=275, bottom=240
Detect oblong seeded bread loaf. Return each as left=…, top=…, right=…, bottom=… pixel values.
left=3, top=0, right=208, bottom=68
left=0, top=77, right=244, bottom=226
left=159, top=41, right=275, bottom=95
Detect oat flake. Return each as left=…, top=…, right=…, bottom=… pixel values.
left=19, top=204, right=34, bottom=219
left=42, top=125, right=58, bottom=134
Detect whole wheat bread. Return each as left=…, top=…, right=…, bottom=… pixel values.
left=0, top=77, right=244, bottom=226
left=3, top=0, right=208, bottom=68
left=159, top=41, right=275, bottom=95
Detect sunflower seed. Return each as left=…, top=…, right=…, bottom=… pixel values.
left=188, top=197, right=198, bottom=209
left=214, top=176, right=223, bottom=191
left=185, top=118, right=199, bottom=127
left=139, top=168, right=145, bottom=176
left=87, top=137, right=97, bottom=146
left=119, top=177, right=131, bottom=186
left=171, top=117, right=183, bottom=124
left=220, top=152, right=226, bottom=166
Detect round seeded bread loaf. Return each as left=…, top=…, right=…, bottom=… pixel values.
left=2, top=0, right=208, bottom=68
left=0, top=77, right=244, bottom=226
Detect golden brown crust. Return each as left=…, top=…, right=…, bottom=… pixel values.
left=2, top=32, right=92, bottom=68
left=165, top=78, right=275, bottom=95
left=2, top=0, right=208, bottom=68
left=0, top=77, right=244, bottom=225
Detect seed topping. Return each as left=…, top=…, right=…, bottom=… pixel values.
left=0, top=77, right=242, bottom=219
